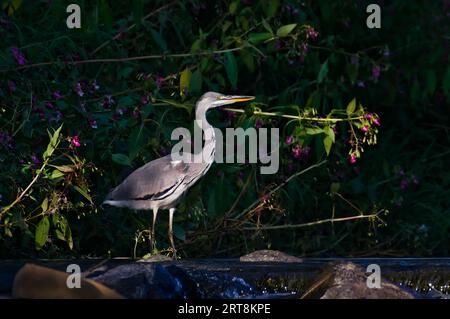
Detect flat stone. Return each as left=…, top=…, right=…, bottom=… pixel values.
left=320, top=262, right=414, bottom=299
left=240, top=250, right=303, bottom=263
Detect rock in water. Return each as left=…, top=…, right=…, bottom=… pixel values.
left=90, top=263, right=187, bottom=299
left=320, top=262, right=414, bottom=299
left=240, top=250, right=303, bottom=263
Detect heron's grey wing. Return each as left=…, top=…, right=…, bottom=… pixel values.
left=107, top=155, right=189, bottom=201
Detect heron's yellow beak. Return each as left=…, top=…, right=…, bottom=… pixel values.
left=220, top=95, right=255, bottom=103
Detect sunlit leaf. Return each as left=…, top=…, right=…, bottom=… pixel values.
left=35, top=216, right=49, bottom=250
left=180, top=68, right=192, bottom=96
left=73, top=185, right=93, bottom=204
left=276, top=23, right=297, bottom=37
left=346, top=98, right=356, bottom=115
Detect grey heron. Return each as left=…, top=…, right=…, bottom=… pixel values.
left=103, top=92, right=255, bottom=258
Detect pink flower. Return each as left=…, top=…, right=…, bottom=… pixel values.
left=71, top=135, right=81, bottom=148
left=155, top=76, right=164, bottom=88
left=364, top=113, right=373, bottom=120
left=349, top=153, right=357, bottom=164
left=11, top=46, right=27, bottom=65
left=292, top=145, right=302, bottom=158
left=285, top=135, right=293, bottom=145
left=360, top=125, right=369, bottom=133
left=255, top=119, right=263, bottom=129
left=306, top=26, right=319, bottom=40
left=373, top=118, right=381, bottom=126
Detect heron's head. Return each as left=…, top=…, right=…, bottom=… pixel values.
left=199, top=91, right=255, bottom=109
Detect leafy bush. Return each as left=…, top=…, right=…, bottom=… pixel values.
left=0, top=0, right=448, bottom=258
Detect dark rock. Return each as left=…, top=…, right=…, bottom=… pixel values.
left=320, top=262, right=414, bottom=299
left=89, top=263, right=187, bottom=299
left=240, top=250, right=303, bottom=263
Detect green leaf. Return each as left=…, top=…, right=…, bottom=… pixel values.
left=262, top=19, right=273, bottom=34
left=323, top=135, right=333, bottom=156
left=190, top=70, right=203, bottom=94
left=150, top=29, right=168, bottom=52
left=317, top=60, right=329, bottom=84
left=112, top=153, right=132, bottom=166
left=225, top=51, right=238, bottom=90
left=132, top=0, right=143, bottom=23
left=240, top=51, right=255, bottom=73
left=73, top=185, right=93, bottom=204
left=346, top=98, right=356, bottom=115
left=276, top=23, right=297, bottom=37
left=43, top=124, right=62, bottom=160
left=99, top=0, right=113, bottom=31
left=173, top=225, right=186, bottom=241
left=50, top=169, right=65, bottom=179
left=306, top=127, right=324, bottom=135
left=50, top=165, right=74, bottom=173
left=41, top=198, right=48, bottom=213
left=128, top=127, right=146, bottom=160
left=180, top=68, right=192, bottom=96
left=35, top=216, right=50, bottom=250
left=425, top=70, right=437, bottom=97
left=443, top=66, right=450, bottom=97
left=118, top=67, right=134, bottom=79
left=263, top=0, right=279, bottom=18
left=248, top=32, right=273, bottom=44
left=229, top=1, right=238, bottom=14
left=324, top=126, right=335, bottom=142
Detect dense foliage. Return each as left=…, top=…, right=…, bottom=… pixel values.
left=0, top=0, right=448, bottom=258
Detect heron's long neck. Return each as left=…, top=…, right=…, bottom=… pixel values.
left=194, top=106, right=216, bottom=164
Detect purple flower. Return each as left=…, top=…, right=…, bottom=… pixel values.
left=31, top=153, right=41, bottom=166
left=70, top=135, right=81, bottom=148
left=350, top=55, right=359, bottom=65
left=275, top=40, right=283, bottom=50
left=141, top=94, right=151, bottom=105
left=0, top=131, right=14, bottom=150
left=102, top=95, right=114, bottom=108
left=155, top=76, right=164, bottom=88
left=11, top=46, right=27, bottom=65
left=285, top=135, right=293, bottom=145
left=400, top=178, right=409, bottom=190
left=75, top=82, right=84, bottom=97
left=364, top=113, right=373, bottom=120
left=349, top=153, right=357, bottom=164
left=88, top=118, right=97, bottom=129
left=91, top=80, right=100, bottom=91
left=372, top=65, right=381, bottom=80
left=45, top=102, right=55, bottom=110
left=52, top=91, right=63, bottom=100
left=255, top=119, right=263, bottom=129
left=7, top=80, right=16, bottom=92
left=299, top=42, right=309, bottom=54
left=49, top=111, right=63, bottom=123
left=357, top=80, right=366, bottom=88
left=360, top=125, right=369, bottom=133
left=133, top=109, right=141, bottom=122
left=383, top=48, right=390, bottom=58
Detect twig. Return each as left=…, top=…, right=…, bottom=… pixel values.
left=242, top=210, right=383, bottom=231
left=233, top=160, right=327, bottom=221
left=1, top=47, right=246, bottom=73
left=223, top=107, right=364, bottom=122
left=90, top=1, right=178, bottom=56
left=0, top=158, right=50, bottom=219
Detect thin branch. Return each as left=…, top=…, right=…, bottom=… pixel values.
left=0, top=158, right=50, bottom=219
left=1, top=46, right=246, bottom=73
left=90, top=1, right=178, bottom=56
left=223, top=107, right=364, bottom=122
left=242, top=210, right=383, bottom=231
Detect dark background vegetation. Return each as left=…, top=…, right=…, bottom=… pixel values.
left=0, top=0, right=448, bottom=258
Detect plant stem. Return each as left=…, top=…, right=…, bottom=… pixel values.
left=223, top=107, right=364, bottom=122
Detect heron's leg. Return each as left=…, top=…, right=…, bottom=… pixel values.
left=168, top=208, right=177, bottom=259
left=150, top=207, right=158, bottom=252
